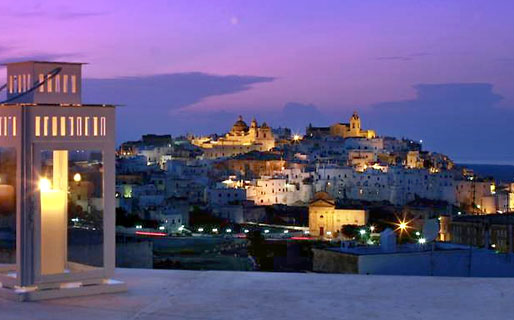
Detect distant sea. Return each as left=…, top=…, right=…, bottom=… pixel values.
left=458, top=164, right=514, bottom=183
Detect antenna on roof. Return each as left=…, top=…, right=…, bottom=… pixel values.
left=0, top=67, right=62, bottom=104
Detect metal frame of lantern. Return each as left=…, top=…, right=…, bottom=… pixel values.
left=0, top=62, right=126, bottom=300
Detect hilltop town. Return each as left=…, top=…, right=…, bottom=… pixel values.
left=116, top=112, right=514, bottom=253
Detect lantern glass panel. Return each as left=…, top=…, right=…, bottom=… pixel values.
left=0, top=147, right=16, bottom=279
left=39, top=149, right=104, bottom=275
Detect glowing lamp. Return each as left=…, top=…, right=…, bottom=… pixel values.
left=73, top=173, right=82, bottom=182
left=0, top=60, right=125, bottom=301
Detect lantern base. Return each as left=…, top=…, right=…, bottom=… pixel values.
left=0, top=279, right=127, bottom=302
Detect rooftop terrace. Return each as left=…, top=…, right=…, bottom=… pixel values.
left=1, top=268, right=513, bottom=319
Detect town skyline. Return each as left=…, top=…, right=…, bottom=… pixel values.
left=1, top=0, right=513, bottom=164
left=1, top=1, right=514, bottom=313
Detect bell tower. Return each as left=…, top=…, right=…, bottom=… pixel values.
left=350, top=111, right=361, bottom=134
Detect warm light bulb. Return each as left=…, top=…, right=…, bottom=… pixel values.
left=73, top=173, right=82, bottom=182
left=399, top=222, right=407, bottom=230
left=39, top=178, right=52, bottom=192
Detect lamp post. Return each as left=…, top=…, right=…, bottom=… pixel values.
left=0, top=61, right=125, bottom=301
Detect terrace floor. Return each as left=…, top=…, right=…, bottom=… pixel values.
left=1, top=268, right=513, bottom=320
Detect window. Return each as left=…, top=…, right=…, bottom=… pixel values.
left=71, top=75, right=77, bottom=93
left=84, top=117, right=90, bottom=136
left=13, top=75, right=18, bottom=93
left=52, top=117, right=58, bottom=136
left=63, top=75, right=68, bottom=93
left=39, top=74, right=45, bottom=92
left=43, top=116, right=49, bottom=136
left=17, top=75, right=22, bottom=93
left=77, top=117, right=82, bottom=136
left=69, top=117, right=74, bottom=136
left=0, top=147, right=17, bottom=278
left=8, top=75, right=13, bottom=93
left=60, top=117, right=66, bottom=136
left=55, top=75, right=61, bottom=92
left=35, top=116, right=41, bottom=136
left=93, top=117, right=99, bottom=136
left=47, top=74, right=53, bottom=92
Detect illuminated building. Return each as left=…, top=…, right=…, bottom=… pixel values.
left=192, top=116, right=275, bottom=158
left=306, top=111, right=376, bottom=139
left=213, top=150, right=286, bottom=177
left=0, top=61, right=125, bottom=300
left=308, top=192, right=368, bottom=238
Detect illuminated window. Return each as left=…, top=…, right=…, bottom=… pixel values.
left=100, top=117, right=106, bottom=136
left=8, top=75, right=13, bottom=94
left=55, top=75, right=61, bottom=93
left=93, top=117, right=98, bottom=136
left=21, top=74, right=26, bottom=92
left=60, top=117, right=66, bottom=136
left=71, top=75, right=77, bottom=93
left=52, top=117, right=58, bottom=136
left=63, top=75, right=68, bottom=93
left=17, top=75, right=22, bottom=93
left=68, top=117, right=74, bottom=136
left=84, top=117, right=90, bottom=136
left=77, top=117, right=82, bottom=136
left=35, top=116, right=41, bottom=136
left=39, top=74, right=45, bottom=92
left=13, top=75, right=18, bottom=93
left=12, top=117, right=16, bottom=136
left=47, top=74, right=53, bottom=93
left=43, top=116, right=49, bottom=136
left=27, top=74, right=31, bottom=89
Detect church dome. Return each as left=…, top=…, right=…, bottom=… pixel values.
left=231, top=115, right=249, bottom=133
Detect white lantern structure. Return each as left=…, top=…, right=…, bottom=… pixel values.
left=0, top=61, right=125, bottom=301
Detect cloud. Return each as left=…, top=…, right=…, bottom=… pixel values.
left=82, top=72, right=274, bottom=142
left=375, top=52, right=430, bottom=62
left=375, top=56, right=412, bottom=61
left=364, top=83, right=513, bottom=164
left=0, top=5, right=107, bottom=20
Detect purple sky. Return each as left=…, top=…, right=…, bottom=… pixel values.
left=1, top=0, right=513, bottom=164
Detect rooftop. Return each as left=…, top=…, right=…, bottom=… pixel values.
left=1, top=60, right=87, bottom=66
left=1, top=268, right=513, bottom=319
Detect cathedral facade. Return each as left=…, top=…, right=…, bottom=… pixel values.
left=192, top=116, right=276, bottom=159
left=307, top=111, right=376, bottom=139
